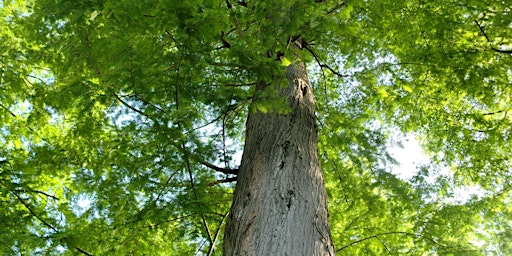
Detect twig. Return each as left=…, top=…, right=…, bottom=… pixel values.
left=207, top=212, right=229, bottom=256
left=182, top=145, right=214, bottom=247
left=474, top=20, right=512, bottom=54
left=303, top=43, right=349, bottom=78
left=474, top=20, right=491, bottom=42
left=211, top=82, right=257, bottom=87
left=482, top=110, right=507, bottom=116
left=15, top=193, right=58, bottom=232
left=0, top=103, right=16, bottom=117
left=327, top=1, right=348, bottom=15
left=335, top=231, right=448, bottom=252
left=15, top=187, right=59, bottom=200
left=113, top=93, right=152, bottom=118
left=14, top=193, right=93, bottom=255
left=131, top=94, right=167, bottom=114
left=175, top=54, right=183, bottom=110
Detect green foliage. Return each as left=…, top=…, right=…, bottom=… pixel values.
left=1, top=0, right=510, bottom=255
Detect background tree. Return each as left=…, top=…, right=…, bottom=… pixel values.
left=1, top=0, right=511, bottom=255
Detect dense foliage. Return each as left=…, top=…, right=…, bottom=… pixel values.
left=1, top=0, right=511, bottom=255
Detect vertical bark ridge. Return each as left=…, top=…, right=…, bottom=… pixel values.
left=224, top=63, right=335, bottom=255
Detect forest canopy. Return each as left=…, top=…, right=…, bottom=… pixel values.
left=1, top=0, right=511, bottom=255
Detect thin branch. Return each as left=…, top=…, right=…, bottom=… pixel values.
left=190, top=113, right=226, bottom=132
left=15, top=188, right=59, bottom=201
left=0, top=241, right=17, bottom=255
left=131, top=94, right=167, bottom=114
left=189, top=100, right=248, bottom=132
left=143, top=214, right=197, bottom=229
left=113, top=92, right=152, bottom=118
left=200, top=161, right=238, bottom=175
left=211, top=82, right=257, bottom=87
left=474, top=20, right=512, bottom=54
left=335, top=231, right=448, bottom=252
left=374, top=236, right=392, bottom=254
left=304, top=42, right=328, bottom=92
left=154, top=168, right=181, bottom=202
left=208, top=177, right=238, bottom=186
left=0, top=103, right=16, bottom=117
left=493, top=48, right=512, bottom=54
left=474, top=20, right=491, bottom=42
left=222, top=117, right=229, bottom=169
left=303, top=43, right=349, bottom=78
left=482, top=110, right=507, bottom=116
left=14, top=193, right=92, bottom=255
left=183, top=145, right=214, bottom=246
left=75, top=247, right=93, bottom=256
left=15, top=193, right=58, bottom=232
left=207, top=212, right=229, bottom=256
left=327, top=1, right=348, bottom=15
left=175, top=54, right=184, bottom=110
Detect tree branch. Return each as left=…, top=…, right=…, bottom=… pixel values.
left=474, top=20, right=491, bottom=43
left=15, top=193, right=58, bottom=232
left=200, top=161, right=238, bottom=175
left=131, top=94, right=167, bottom=114
left=182, top=145, right=214, bottom=246
left=474, top=20, right=512, bottom=54
left=493, top=48, right=512, bottom=54
left=327, top=1, right=348, bottom=15
left=303, top=43, right=349, bottom=78
left=335, top=231, right=448, bottom=252
left=0, top=103, right=16, bottom=117
left=113, top=92, right=152, bottom=119
left=14, top=187, right=60, bottom=201
left=482, top=110, right=507, bottom=116
left=208, top=177, right=238, bottom=186
left=14, top=193, right=92, bottom=255
left=211, top=82, right=257, bottom=87
left=207, top=212, right=229, bottom=256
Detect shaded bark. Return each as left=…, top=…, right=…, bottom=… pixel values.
left=224, top=63, right=334, bottom=255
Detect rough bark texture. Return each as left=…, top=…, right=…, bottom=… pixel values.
left=224, top=63, right=335, bottom=255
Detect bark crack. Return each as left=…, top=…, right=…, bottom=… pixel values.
left=286, top=190, right=295, bottom=209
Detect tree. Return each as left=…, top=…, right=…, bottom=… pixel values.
left=224, top=62, right=334, bottom=255
left=0, top=0, right=511, bottom=255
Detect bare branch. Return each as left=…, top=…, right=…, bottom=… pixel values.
left=208, top=177, right=238, bottom=186
left=336, top=231, right=448, bottom=252
left=482, top=110, right=507, bottom=116
left=131, top=94, right=167, bottom=114
left=474, top=20, right=512, bottom=54
left=182, top=145, right=214, bottom=246
left=113, top=92, right=152, bottom=118
left=303, top=43, right=349, bottom=78
left=143, top=213, right=197, bottom=229
left=211, top=82, right=257, bottom=87
left=207, top=212, right=229, bottom=256
left=327, top=1, right=348, bottom=15
left=474, top=20, right=491, bottom=42
left=14, top=193, right=92, bottom=255
left=493, top=48, right=512, bottom=54
left=15, top=188, right=59, bottom=201
left=0, top=103, right=16, bottom=117
left=200, top=161, right=239, bottom=175
left=15, top=193, right=58, bottom=232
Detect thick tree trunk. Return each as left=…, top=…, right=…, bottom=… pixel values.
left=224, top=63, right=335, bottom=255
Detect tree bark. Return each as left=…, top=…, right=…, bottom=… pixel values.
left=224, top=62, right=335, bottom=255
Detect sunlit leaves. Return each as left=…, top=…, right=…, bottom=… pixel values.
left=1, top=0, right=511, bottom=254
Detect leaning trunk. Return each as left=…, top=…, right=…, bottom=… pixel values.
left=224, top=62, right=335, bottom=255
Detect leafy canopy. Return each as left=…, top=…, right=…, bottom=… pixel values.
left=0, top=0, right=511, bottom=255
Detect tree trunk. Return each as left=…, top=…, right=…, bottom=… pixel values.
left=224, top=62, right=335, bottom=255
